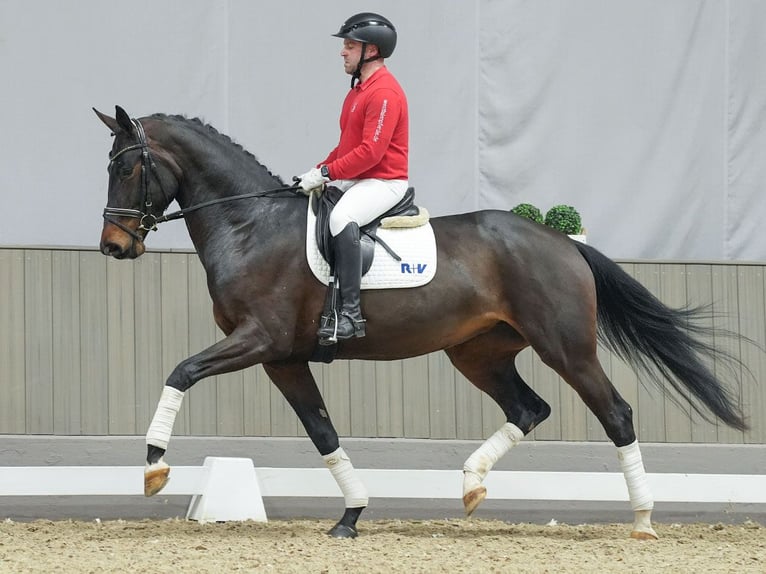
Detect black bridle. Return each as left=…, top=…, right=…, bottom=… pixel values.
left=103, top=118, right=170, bottom=244
left=103, top=117, right=302, bottom=244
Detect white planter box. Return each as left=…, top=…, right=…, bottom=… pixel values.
left=568, top=234, right=587, bottom=244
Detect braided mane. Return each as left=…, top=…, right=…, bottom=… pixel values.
left=148, top=113, right=286, bottom=185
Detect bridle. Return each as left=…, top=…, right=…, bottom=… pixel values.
left=103, top=118, right=168, bottom=244
left=102, top=117, right=302, bottom=245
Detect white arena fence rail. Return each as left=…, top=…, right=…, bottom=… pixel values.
left=1, top=457, right=764, bottom=522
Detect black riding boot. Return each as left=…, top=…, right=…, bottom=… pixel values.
left=317, top=223, right=366, bottom=341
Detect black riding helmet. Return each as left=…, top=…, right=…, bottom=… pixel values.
left=333, top=12, right=397, bottom=87
left=333, top=12, right=397, bottom=57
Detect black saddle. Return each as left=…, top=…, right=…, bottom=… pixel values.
left=312, top=186, right=419, bottom=274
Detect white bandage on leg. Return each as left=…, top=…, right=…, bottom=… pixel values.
left=323, top=447, right=369, bottom=508
left=617, top=440, right=654, bottom=511
left=146, top=386, right=184, bottom=450
left=463, top=422, right=525, bottom=494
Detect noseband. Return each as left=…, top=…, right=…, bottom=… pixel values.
left=103, top=118, right=167, bottom=244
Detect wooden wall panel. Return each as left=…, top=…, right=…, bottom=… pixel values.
left=738, top=266, right=765, bottom=443
left=78, top=252, right=108, bottom=435
left=660, top=264, right=693, bottom=442
left=0, top=250, right=26, bottom=433
left=401, top=356, right=430, bottom=438
left=455, top=370, right=484, bottom=440
left=375, top=360, right=405, bottom=438
left=686, top=264, right=721, bottom=443
left=106, top=257, right=136, bottom=434
left=132, top=253, right=164, bottom=432
left=427, top=353, right=457, bottom=439
left=2, top=248, right=764, bottom=446
left=24, top=250, right=53, bottom=434
left=52, top=251, right=81, bottom=434
left=243, top=365, right=272, bottom=437
left=349, top=361, right=378, bottom=437
left=711, top=265, right=746, bottom=444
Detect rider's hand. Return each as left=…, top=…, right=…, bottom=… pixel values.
left=298, top=167, right=329, bottom=193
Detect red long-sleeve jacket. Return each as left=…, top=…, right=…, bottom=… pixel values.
left=320, top=66, right=408, bottom=180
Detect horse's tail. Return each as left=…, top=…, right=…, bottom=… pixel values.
left=574, top=242, right=748, bottom=431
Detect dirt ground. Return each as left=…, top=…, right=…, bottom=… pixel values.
left=0, top=518, right=763, bottom=573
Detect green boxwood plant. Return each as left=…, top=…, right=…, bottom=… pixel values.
left=510, top=203, right=544, bottom=224
left=544, top=205, right=582, bottom=235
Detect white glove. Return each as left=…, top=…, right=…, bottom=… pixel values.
left=299, top=167, right=329, bottom=193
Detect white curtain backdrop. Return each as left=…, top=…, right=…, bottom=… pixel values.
left=1, top=0, right=763, bottom=260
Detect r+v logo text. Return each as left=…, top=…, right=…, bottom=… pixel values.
left=401, top=262, right=427, bottom=274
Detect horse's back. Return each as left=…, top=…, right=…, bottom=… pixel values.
left=430, top=209, right=585, bottom=271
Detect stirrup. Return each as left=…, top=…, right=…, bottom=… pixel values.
left=317, top=310, right=340, bottom=345
left=317, top=311, right=365, bottom=345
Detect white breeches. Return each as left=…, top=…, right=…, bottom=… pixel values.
left=329, top=178, right=408, bottom=236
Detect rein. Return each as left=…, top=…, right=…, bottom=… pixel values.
left=154, top=186, right=303, bottom=225
left=103, top=117, right=303, bottom=243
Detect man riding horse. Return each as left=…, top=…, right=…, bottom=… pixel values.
left=298, top=12, right=409, bottom=343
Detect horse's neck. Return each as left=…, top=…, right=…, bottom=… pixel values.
left=175, top=158, right=302, bottom=270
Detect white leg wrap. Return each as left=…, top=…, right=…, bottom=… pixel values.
left=323, top=447, right=369, bottom=508
left=463, top=422, right=524, bottom=494
left=146, top=386, right=184, bottom=450
left=617, top=440, right=654, bottom=511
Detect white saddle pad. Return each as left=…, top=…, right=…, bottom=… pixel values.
left=305, top=195, right=437, bottom=289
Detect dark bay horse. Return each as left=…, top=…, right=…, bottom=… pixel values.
left=95, top=105, right=747, bottom=540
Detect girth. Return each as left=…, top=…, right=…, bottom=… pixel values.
left=312, top=186, right=420, bottom=274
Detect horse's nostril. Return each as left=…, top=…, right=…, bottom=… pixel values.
left=101, top=241, right=123, bottom=257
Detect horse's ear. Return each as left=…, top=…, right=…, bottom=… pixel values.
left=93, top=107, right=120, bottom=133
left=114, top=105, right=134, bottom=133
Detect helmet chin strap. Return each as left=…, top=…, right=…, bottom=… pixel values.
left=351, top=43, right=382, bottom=88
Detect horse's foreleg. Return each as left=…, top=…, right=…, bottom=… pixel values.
left=264, top=361, right=367, bottom=538
left=445, top=333, right=551, bottom=516
left=144, top=326, right=266, bottom=496
left=144, top=386, right=183, bottom=495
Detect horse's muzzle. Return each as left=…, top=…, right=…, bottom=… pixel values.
left=100, top=224, right=145, bottom=259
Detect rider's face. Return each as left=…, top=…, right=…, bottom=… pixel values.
left=341, top=40, right=362, bottom=75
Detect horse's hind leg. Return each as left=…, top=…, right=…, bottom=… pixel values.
left=528, top=323, right=657, bottom=539
left=445, top=326, right=551, bottom=516
left=264, top=360, right=367, bottom=539
left=561, top=358, right=656, bottom=539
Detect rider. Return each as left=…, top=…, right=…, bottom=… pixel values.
left=299, top=12, right=409, bottom=342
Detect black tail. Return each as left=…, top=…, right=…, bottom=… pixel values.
left=574, top=242, right=748, bottom=431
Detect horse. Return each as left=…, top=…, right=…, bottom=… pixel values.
left=94, top=105, right=748, bottom=540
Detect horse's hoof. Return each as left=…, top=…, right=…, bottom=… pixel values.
left=630, top=528, right=659, bottom=540
left=630, top=509, right=658, bottom=540
left=144, top=461, right=170, bottom=497
left=327, top=523, right=358, bottom=539
left=463, top=486, right=487, bottom=516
